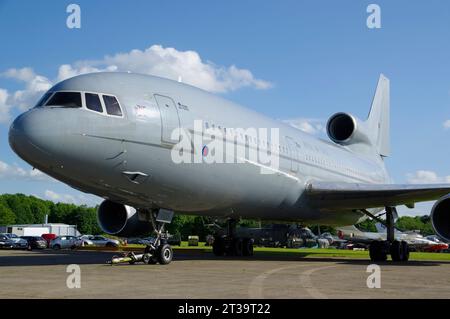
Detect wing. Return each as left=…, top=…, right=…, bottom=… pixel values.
left=305, top=181, right=450, bottom=210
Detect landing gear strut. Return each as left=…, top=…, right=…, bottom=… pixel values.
left=213, top=218, right=254, bottom=257
left=141, top=208, right=174, bottom=265
left=365, top=207, right=410, bottom=262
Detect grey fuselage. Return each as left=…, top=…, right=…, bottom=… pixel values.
left=9, top=73, right=391, bottom=226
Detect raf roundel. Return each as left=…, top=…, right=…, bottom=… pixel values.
left=202, top=145, right=209, bottom=157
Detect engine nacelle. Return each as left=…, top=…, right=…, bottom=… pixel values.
left=431, top=195, right=450, bottom=242
left=97, top=200, right=152, bottom=237
left=326, top=112, right=372, bottom=146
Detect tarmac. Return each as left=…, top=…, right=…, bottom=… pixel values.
left=1, top=249, right=450, bottom=299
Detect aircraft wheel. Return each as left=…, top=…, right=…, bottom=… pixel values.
left=369, top=241, right=387, bottom=262
left=390, top=240, right=408, bottom=262
left=157, top=244, right=173, bottom=265
left=233, top=238, right=243, bottom=257
left=213, top=237, right=225, bottom=256
left=243, top=238, right=254, bottom=256
left=399, top=241, right=409, bottom=262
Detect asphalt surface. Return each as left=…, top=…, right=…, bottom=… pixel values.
left=1, top=249, right=450, bottom=299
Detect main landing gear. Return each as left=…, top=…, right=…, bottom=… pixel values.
left=365, top=207, right=410, bottom=262
left=212, top=218, right=254, bottom=257
left=141, top=208, right=174, bottom=265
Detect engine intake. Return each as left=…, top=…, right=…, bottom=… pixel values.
left=326, top=112, right=372, bottom=146
left=431, top=195, right=450, bottom=242
left=327, top=113, right=355, bottom=142
left=97, top=200, right=152, bottom=237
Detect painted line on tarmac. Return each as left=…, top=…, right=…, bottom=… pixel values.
left=298, top=265, right=339, bottom=299
left=248, top=263, right=317, bottom=298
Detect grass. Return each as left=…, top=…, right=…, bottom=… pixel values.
left=253, top=247, right=450, bottom=261
left=119, top=242, right=450, bottom=262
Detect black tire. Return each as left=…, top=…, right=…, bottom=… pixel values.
left=157, top=244, right=173, bottom=265
left=369, top=241, right=387, bottom=262
left=105, top=242, right=116, bottom=248
left=53, top=244, right=61, bottom=250
left=243, top=238, right=254, bottom=256
left=401, top=241, right=410, bottom=262
left=233, top=238, right=243, bottom=256
left=213, top=237, right=225, bottom=256
left=390, top=240, right=407, bottom=262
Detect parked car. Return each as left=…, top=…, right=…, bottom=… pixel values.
left=41, top=233, right=57, bottom=247
left=21, top=236, right=47, bottom=250
left=0, top=234, right=15, bottom=249
left=77, top=235, right=94, bottom=246
left=50, top=236, right=81, bottom=250
left=79, top=235, right=119, bottom=247
left=0, top=233, right=28, bottom=249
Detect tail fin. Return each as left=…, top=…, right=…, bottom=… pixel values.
left=367, top=74, right=390, bottom=157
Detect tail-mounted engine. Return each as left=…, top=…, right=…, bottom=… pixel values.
left=326, top=112, right=373, bottom=146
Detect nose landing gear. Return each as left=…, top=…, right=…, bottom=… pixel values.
left=108, top=208, right=175, bottom=266
left=142, top=208, right=175, bottom=265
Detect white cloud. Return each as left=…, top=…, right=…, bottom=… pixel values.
left=406, top=170, right=450, bottom=184
left=56, top=45, right=272, bottom=92
left=0, top=45, right=272, bottom=125
left=44, top=189, right=101, bottom=207
left=2, top=67, right=52, bottom=111
left=283, top=118, right=325, bottom=135
left=44, top=190, right=77, bottom=204
left=0, top=160, right=51, bottom=181
left=444, top=120, right=450, bottom=129
left=0, top=88, right=11, bottom=123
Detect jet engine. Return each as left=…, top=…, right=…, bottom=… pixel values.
left=326, top=112, right=372, bottom=146
left=431, top=195, right=450, bottom=242
left=97, top=200, right=152, bottom=237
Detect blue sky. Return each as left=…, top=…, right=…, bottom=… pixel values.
left=0, top=0, right=449, bottom=215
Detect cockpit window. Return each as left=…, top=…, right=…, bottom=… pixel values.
left=85, top=93, right=103, bottom=113
left=35, top=92, right=53, bottom=107
left=103, top=95, right=122, bottom=116
left=46, top=92, right=82, bottom=108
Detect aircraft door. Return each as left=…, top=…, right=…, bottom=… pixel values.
left=154, top=94, right=180, bottom=144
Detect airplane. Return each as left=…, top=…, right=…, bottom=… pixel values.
left=8, top=71, right=450, bottom=264
left=337, top=224, right=449, bottom=253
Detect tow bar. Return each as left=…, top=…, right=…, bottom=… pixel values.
left=107, top=251, right=156, bottom=265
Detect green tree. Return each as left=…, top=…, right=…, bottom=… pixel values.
left=3, top=194, right=35, bottom=224
left=0, top=200, right=15, bottom=225
left=357, top=219, right=377, bottom=232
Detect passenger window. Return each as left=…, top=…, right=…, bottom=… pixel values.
left=46, top=92, right=82, bottom=108
left=35, top=92, right=53, bottom=107
left=85, top=93, right=103, bottom=113
left=103, top=95, right=122, bottom=116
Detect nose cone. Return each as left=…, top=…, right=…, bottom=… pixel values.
left=9, top=109, right=56, bottom=168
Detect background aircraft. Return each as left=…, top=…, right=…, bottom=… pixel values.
left=8, top=72, right=450, bottom=263
left=338, top=224, right=449, bottom=252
